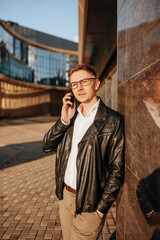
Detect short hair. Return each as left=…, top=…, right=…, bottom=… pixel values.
left=68, top=64, right=97, bottom=80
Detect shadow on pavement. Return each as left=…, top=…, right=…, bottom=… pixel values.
left=0, top=116, right=59, bottom=127
left=0, top=141, right=55, bottom=170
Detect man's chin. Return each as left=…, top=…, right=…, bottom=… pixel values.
left=76, top=96, right=87, bottom=103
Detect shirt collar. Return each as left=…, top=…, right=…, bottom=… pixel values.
left=77, top=99, right=100, bottom=117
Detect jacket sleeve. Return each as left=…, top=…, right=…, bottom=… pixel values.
left=42, top=118, right=70, bottom=153
left=97, top=115, right=125, bottom=214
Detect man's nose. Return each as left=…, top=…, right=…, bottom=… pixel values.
left=77, top=82, right=84, bottom=90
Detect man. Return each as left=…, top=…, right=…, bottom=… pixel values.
left=42, top=64, right=124, bottom=240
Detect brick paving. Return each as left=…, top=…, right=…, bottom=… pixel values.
left=0, top=116, right=116, bottom=240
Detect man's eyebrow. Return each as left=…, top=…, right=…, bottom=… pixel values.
left=71, top=78, right=96, bottom=83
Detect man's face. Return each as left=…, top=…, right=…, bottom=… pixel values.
left=70, top=70, right=100, bottom=104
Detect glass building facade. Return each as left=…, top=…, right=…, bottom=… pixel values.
left=0, top=24, right=78, bottom=87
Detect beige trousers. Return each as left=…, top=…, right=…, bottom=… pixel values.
left=59, top=188, right=105, bottom=240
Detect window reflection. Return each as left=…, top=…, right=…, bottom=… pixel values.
left=0, top=25, right=78, bottom=86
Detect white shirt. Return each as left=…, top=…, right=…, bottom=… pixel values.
left=64, top=99, right=100, bottom=189
left=143, top=100, right=160, bottom=128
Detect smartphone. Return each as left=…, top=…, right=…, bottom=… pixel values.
left=67, top=89, right=75, bottom=106
left=70, top=92, right=75, bottom=104
left=66, top=89, right=80, bottom=108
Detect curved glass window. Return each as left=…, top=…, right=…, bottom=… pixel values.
left=0, top=25, right=78, bottom=86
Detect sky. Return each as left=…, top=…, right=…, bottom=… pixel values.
left=0, top=0, right=79, bottom=42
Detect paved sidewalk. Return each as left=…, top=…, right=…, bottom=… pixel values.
left=0, top=117, right=116, bottom=240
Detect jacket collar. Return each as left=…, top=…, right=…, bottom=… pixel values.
left=94, top=98, right=108, bottom=124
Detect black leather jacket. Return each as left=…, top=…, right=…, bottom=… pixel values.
left=42, top=99, right=124, bottom=215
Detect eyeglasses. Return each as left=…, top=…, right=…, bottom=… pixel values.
left=70, top=78, right=97, bottom=89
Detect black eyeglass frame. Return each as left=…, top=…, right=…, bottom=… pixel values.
left=70, top=78, right=97, bottom=89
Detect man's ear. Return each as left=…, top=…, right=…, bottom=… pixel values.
left=95, top=79, right=100, bottom=90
